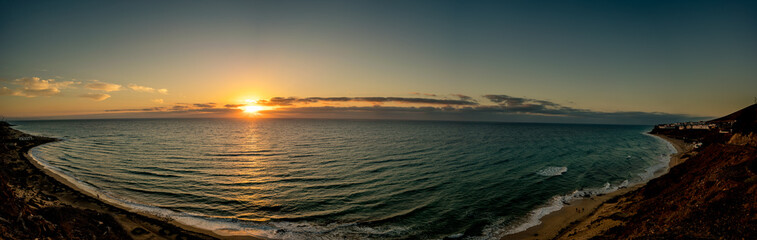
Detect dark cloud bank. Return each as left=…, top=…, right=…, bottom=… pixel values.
left=92, top=95, right=705, bottom=125
left=256, top=96, right=478, bottom=106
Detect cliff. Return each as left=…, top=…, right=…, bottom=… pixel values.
left=0, top=123, right=131, bottom=239
left=0, top=123, right=217, bottom=240
left=593, top=138, right=756, bottom=239
left=709, top=104, right=757, bottom=133
left=559, top=104, right=757, bottom=239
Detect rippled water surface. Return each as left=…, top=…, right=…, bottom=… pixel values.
left=14, top=119, right=673, bottom=239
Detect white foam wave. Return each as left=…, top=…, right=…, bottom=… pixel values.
left=535, top=166, right=567, bottom=176
left=637, top=133, right=678, bottom=181
left=485, top=133, right=679, bottom=239
left=489, top=181, right=630, bottom=238
left=26, top=131, right=680, bottom=240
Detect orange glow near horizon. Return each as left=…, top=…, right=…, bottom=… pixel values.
left=242, top=105, right=265, bottom=114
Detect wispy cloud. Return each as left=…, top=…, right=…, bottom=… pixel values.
left=256, top=96, right=479, bottom=106
left=152, top=99, right=164, bottom=104
left=79, top=93, right=111, bottom=101
left=252, top=94, right=703, bottom=124
left=268, top=105, right=701, bottom=125
left=0, top=87, right=17, bottom=96
left=0, top=77, right=78, bottom=97
left=452, top=94, right=475, bottom=102
left=98, top=94, right=704, bottom=124
left=105, top=102, right=241, bottom=115
left=410, top=92, right=437, bottom=97
left=85, top=80, right=121, bottom=92
left=193, top=103, right=216, bottom=108
left=128, top=84, right=168, bottom=94
left=224, top=104, right=245, bottom=108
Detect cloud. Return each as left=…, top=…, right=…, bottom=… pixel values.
left=152, top=99, right=164, bottom=104
left=482, top=94, right=578, bottom=115
left=85, top=80, right=121, bottom=92
left=171, top=105, right=189, bottom=110
left=265, top=104, right=701, bottom=125
left=256, top=97, right=297, bottom=106
left=2, top=77, right=77, bottom=97
left=96, top=94, right=704, bottom=125
left=354, top=97, right=478, bottom=105
left=250, top=94, right=703, bottom=125
left=79, top=93, right=111, bottom=101
left=224, top=104, right=245, bottom=108
left=410, top=92, right=437, bottom=97
left=193, top=103, right=216, bottom=108
left=105, top=102, right=242, bottom=115
left=256, top=96, right=479, bottom=106
left=484, top=95, right=559, bottom=107
left=14, top=77, right=74, bottom=90
left=128, top=84, right=167, bottom=94
left=127, top=84, right=153, bottom=92
left=0, top=87, right=20, bottom=96
left=452, top=94, right=474, bottom=101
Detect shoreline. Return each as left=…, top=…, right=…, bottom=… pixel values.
left=501, top=133, right=692, bottom=240
left=1, top=124, right=261, bottom=240
left=8, top=123, right=694, bottom=240
left=26, top=142, right=265, bottom=240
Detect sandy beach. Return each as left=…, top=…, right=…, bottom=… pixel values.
left=6, top=123, right=694, bottom=240
left=0, top=123, right=262, bottom=240
left=501, top=133, right=693, bottom=240
left=6, top=119, right=747, bottom=240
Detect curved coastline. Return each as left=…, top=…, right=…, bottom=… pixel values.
left=26, top=141, right=265, bottom=240
left=500, top=132, right=687, bottom=240
left=16, top=124, right=681, bottom=240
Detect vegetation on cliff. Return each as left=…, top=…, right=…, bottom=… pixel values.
left=580, top=104, right=757, bottom=239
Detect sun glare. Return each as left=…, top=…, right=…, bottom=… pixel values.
left=242, top=105, right=265, bottom=113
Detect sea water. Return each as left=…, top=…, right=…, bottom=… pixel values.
left=13, top=118, right=674, bottom=239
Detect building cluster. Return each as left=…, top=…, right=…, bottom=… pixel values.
left=656, top=121, right=715, bottom=130
left=655, top=120, right=735, bottom=133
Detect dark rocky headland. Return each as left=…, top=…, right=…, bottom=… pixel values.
left=0, top=121, right=217, bottom=240
left=558, top=104, right=757, bottom=239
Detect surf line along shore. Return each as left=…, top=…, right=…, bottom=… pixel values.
left=0, top=122, right=262, bottom=240
left=501, top=133, right=691, bottom=240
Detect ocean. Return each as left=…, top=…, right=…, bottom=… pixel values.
left=13, top=118, right=675, bottom=239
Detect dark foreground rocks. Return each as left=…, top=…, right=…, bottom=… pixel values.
left=1, top=122, right=218, bottom=240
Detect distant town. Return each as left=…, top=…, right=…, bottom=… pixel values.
left=652, top=103, right=757, bottom=148
left=655, top=120, right=735, bottom=134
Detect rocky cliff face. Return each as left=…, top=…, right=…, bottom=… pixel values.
left=727, top=132, right=757, bottom=146
left=0, top=123, right=131, bottom=240
left=580, top=106, right=757, bottom=239
left=595, top=138, right=757, bottom=239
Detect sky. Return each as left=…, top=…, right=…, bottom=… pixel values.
left=1, top=0, right=756, bottom=124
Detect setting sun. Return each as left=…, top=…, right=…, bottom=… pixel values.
left=241, top=105, right=265, bottom=113
left=1, top=1, right=755, bottom=239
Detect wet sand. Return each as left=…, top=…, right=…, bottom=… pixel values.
left=6, top=122, right=694, bottom=240
left=1, top=123, right=261, bottom=240
left=24, top=151, right=264, bottom=240
left=501, top=133, right=692, bottom=240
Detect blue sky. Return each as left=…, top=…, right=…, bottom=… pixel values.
left=1, top=0, right=756, bottom=123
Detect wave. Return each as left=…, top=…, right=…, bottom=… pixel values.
left=482, top=180, right=631, bottom=239
left=205, top=152, right=282, bottom=157
left=640, top=133, right=678, bottom=180
left=123, top=169, right=182, bottom=178
left=29, top=143, right=414, bottom=240
left=487, top=133, right=678, bottom=239
left=23, top=123, right=679, bottom=240
left=535, top=166, right=568, bottom=176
